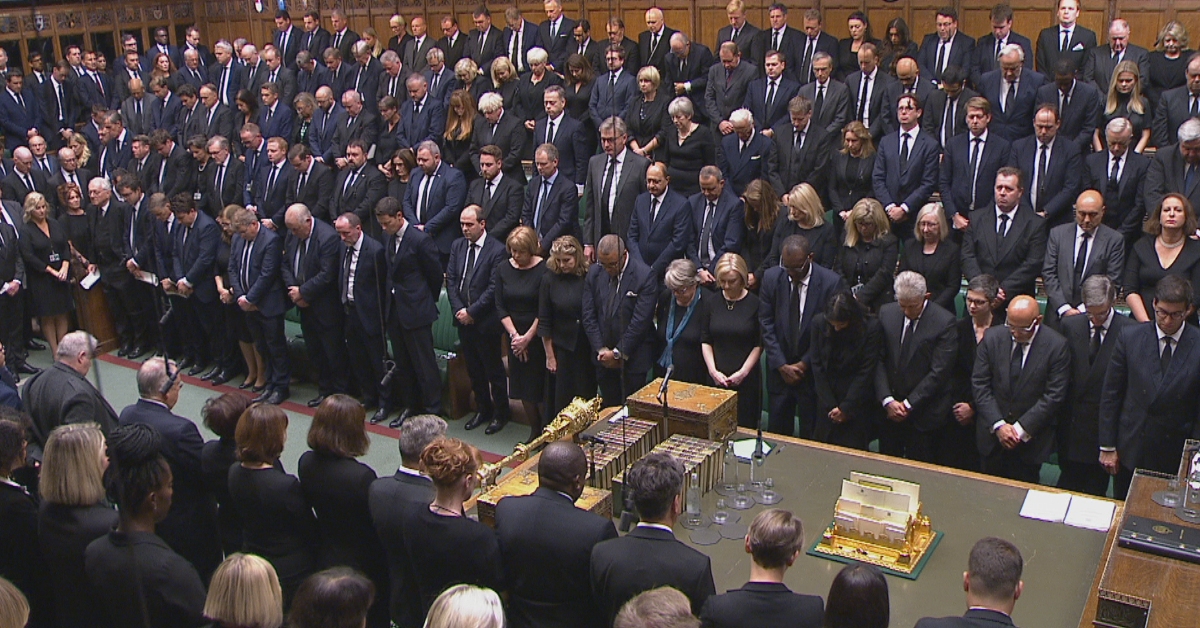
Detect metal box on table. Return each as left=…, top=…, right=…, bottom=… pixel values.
left=626, top=379, right=737, bottom=442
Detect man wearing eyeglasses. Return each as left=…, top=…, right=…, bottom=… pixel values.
left=972, top=295, right=1070, bottom=483
left=1099, top=274, right=1200, bottom=499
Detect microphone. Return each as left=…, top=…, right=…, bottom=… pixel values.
left=379, top=359, right=398, bottom=388
left=159, top=304, right=174, bottom=326
left=617, top=487, right=639, bottom=532
left=659, top=363, right=674, bottom=397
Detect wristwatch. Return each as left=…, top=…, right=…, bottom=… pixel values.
left=611, top=348, right=622, bottom=360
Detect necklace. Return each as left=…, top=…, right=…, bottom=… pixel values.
left=430, top=503, right=463, bottom=517
left=1159, top=234, right=1185, bottom=249
left=724, top=290, right=746, bottom=310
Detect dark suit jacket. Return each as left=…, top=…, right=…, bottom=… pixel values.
left=538, top=17, right=578, bottom=71
left=1009, top=135, right=1083, bottom=226
left=1100, top=321, right=1200, bottom=471
left=1083, top=44, right=1150, bottom=95
left=173, top=66, right=209, bottom=91
left=447, top=233, right=506, bottom=334
left=302, top=27, right=333, bottom=66
left=0, top=168, right=48, bottom=204
left=398, top=96, right=446, bottom=150
left=344, top=234, right=388, bottom=337
left=718, top=132, right=777, bottom=197
left=205, top=156, right=246, bottom=218
left=470, top=111, right=527, bottom=181
left=705, top=60, right=757, bottom=125
left=403, top=162, right=466, bottom=256
left=282, top=218, right=342, bottom=329
left=464, top=27, right=505, bottom=75
left=404, top=36, right=438, bottom=75
left=874, top=301, right=958, bottom=431
left=533, top=113, right=588, bottom=185
left=1084, top=149, right=1149, bottom=243
left=384, top=222, right=444, bottom=330
left=42, top=77, right=78, bottom=138
left=797, top=78, right=850, bottom=136
left=687, top=188, right=744, bottom=273
left=21, top=362, right=119, bottom=458
left=297, top=63, right=332, bottom=97
left=589, top=68, right=638, bottom=129
left=582, top=148, right=651, bottom=245
left=208, top=62, right=245, bottom=110
left=846, top=69, right=896, bottom=141
left=743, top=76, right=800, bottom=132
left=759, top=263, right=846, bottom=370
left=922, top=87, right=980, bottom=147
left=940, top=131, right=1012, bottom=218
left=717, top=23, right=761, bottom=54
left=1034, top=79, right=1102, bottom=153
left=257, top=103, right=295, bottom=144
left=334, top=163, right=387, bottom=236
left=972, top=32, right=1034, bottom=87
left=466, top=173, right=524, bottom=241
left=437, top=32, right=468, bottom=71
left=769, top=120, right=831, bottom=197
left=309, top=105, right=343, bottom=163
left=872, top=127, right=940, bottom=212
left=0, top=87, right=43, bottom=151
left=917, top=31, right=976, bottom=83
left=627, top=189, right=691, bottom=277
left=581, top=254, right=658, bottom=372
left=1146, top=143, right=1200, bottom=213
left=591, top=525, right=715, bottom=624
left=252, top=161, right=296, bottom=226
left=503, top=21, right=541, bottom=71
left=228, top=226, right=286, bottom=318
left=368, top=468, right=435, bottom=628
left=1060, top=309, right=1135, bottom=464
left=1152, top=85, right=1200, bottom=148
left=497, top=487, right=618, bottom=628
left=961, top=203, right=1048, bottom=299
left=753, top=26, right=803, bottom=79
left=883, top=76, right=936, bottom=124
left=332, top=28, right=361, bottom=62
left=699, top=581, right=824, bottom=628
left=522, top=172, right=580, bottom=254
left=285, top=160, right=335, bottom=223
left=330, top=109, right=379, bottom=161
left=977, top=68, right=1047, bottom=141
left=1036, top=24, right=1098, bottom=74
left=663, top=44, right=715, bottom=123
left=172, top=211, right=220, bottom=304
left=1042, top=222, right=1125, bottom=315
left=915, top=608, right=1018, bottom=628
left=348, top=57, right=382, bottom=112
left=0, top=222, right=24, bottom=290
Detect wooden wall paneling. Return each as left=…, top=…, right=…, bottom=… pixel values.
left=862, top=0, right=904, bottom=45
left=823, top=8, right=864, bottom=42
left=1116, top=6, right=1166, bottom=51
left=1079, top=9, right=1110, bottom=41
left=698, top=6, right=727, bottom=50
left=960, top=7, right=998, bottom=45
left=1007, top=3, right=1052, bottom=52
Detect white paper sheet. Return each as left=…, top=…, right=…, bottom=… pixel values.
left=80, top=270, right=101, bottom=290
left=1019, top=490, right=1072, bottom=523
left=1064, top=496, right=1116, bottom=532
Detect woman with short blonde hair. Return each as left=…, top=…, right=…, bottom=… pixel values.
left=499, top=226, right=549, bottom=439
left=540, top=235, right=596, bottom=416
left=0, top=577, right=29, bottom=628
left=203, top=553, right=284, bottom=628
left=771, top=183, right=837, bottom=268
left=836, top=198, right=898, bottom=312
left=19, top=191, right=74, bottom=353
left=423, top=584, right=504, bottom=628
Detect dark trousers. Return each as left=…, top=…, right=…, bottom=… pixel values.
left=128, top=279, right=158, bottom=347
left=299, top=305, right=348, bottom=396
left=345, top=304, right=387, bottom=407
left=595, top=363, right=647, bottom=407
left=0, top=292, right=26, bottom=367
left=177, top=296, right=219, bottom=364
left=1058, top=460, right=1112, bottom=497
left=1115, top=467, right=1136, bottom=501
left=459, top=324, right=509, bottom=420
left=387, top=321, right=442, bottom=415
left=548, top=343, right=597, bottom=416
left=879, top=420, right=939, bottom=463
left=246, top=311, right=290, bottom=390
left=219, top=303, right=248, bottom=372
left=983, top=448, right=1042, bottom=484
left=766, top=370, right=817, bottom=438
left=101, top=272, right=135, bottom=345
left=939, top=420, right=981, bottom=471
left=160, top=293, right=185, bottom=359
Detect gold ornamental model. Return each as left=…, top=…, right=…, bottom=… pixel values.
left=814, top=472, right=938, bottom=575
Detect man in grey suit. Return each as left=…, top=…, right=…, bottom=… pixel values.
left=1100, top=274, right=1200, bottom=499
left=1085, top=118, right=1149, bottom=247
left=1151, top=54, right=1200, bottom=148
left=797, top=53, right=849, bottom=136
left=120, top=78, right=156, bottom=137
left=1042, top=190, right=1125, bottom=324
left=403, top=16, right=437, bottom=75
left=705, top=42, right=757, bottom=137
left=583, top=117, right=650, bottom=261
left=973, top=295, right=1070, bottom=483
left=1082, top=19, right=1150, bottom=96
left=1145, top=118, right=1200, bottom=213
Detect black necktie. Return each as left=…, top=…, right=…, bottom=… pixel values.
left=899, top=132, right=911, bottom=171
left=936, top=40, right=947, bottom=75
left=267, top=164, right=280, bottom=193
left=699, top=200, right=716, bottom=265
left=484, top=179, right=493, bottom=202
left=297, top=169, right=308, bottom=196
left=1109, top=156, right=1120, bottom=186
left=772, top=30, right=781, bottom=53
left=900, top=317, right=916, bottom=360
left=766, top=80, right=777, bottom=112
left=970, top=137, right=982, bottom=208
left=1061, top=29, right=1070, bottom=52
left=215, top=163, right=226, bottom=196
left=857, top=75, right=869, bottom=121
left=342, top=247, right=354, bottom=303
left=1010, top=342, right=1024, bottom=392
left=1192, top=95, right=1199, bottom=116
left=788, top=279, right=801, bottom=354
left=1073, top=231, right=1090, bottom=302
left=601, top=157, right=617, bottom=219
left=943, top=97, right=955, bottom=145
left=462, top=242, right=477, bottom=301
left=547, top=119, right=555, bottom=144
left=998, top=212, right=1010, bottom=237
left=16, top=92, right=25, bottom=110
left=1089, top=324, right=1102, bottom=364
left=1162, top=337, right=1174, bottom=374
left=649, top=197, right=659, bottom=227
left=814, top=85, right=825, bottom=121
left=1188, top=165, right=1198, bottom=194
left=1036, top=144, right=1049, bottom=209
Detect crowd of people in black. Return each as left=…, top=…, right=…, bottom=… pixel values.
left=0, top=0, right=1198, bottom=624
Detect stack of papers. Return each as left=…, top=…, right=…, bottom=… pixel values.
left=1019, top=489, right=1116, bottom=532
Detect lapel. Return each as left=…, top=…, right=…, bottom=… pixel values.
left=1158, top=326, right=1195, bottom=387
left=1117, top=155, right=1136, bottom=197
left=996, top=208, right=1024, bottom=261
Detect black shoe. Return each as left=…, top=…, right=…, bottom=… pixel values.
left=484, top=417, right=510, bottom=435
left=251, top=390, right=272, bottom=404
left=177, top=356, right=195, bottom=370
left=238, top=379, right=255, bottom=390
left=210, top=370, right=236, bottom=386
left=129, top=346, right=150, bottom=360
left=463, top=411, right=490, bottom=431
left=251, top=383, right=268, bottom=393
left=187, top=362, right=209, bottom=377
left=306, top=395, right=327, bottom=408
left=370, top=407, right=390, bottom=424
left=361, top=397, right=380, bottom=411
left=266, top=389, right=290, bottom=405
left=199, top=366, right=221, bottom=381
left=117, top=344, right=131, bottom=357
left=15, top=363, right=39, bottom=375
left=26, top=339, right=46, bottom=351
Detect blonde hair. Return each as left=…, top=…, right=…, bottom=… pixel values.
left=39, top=423, right=107, bottom=506
left=1105, top=59, right=1146, bottom=115
left=22, top=191, right=47, bottom=223
left=912, top=202, right=948, bottom=242
left=0, top=577, right=29, bottom=628
left=69, top=134, right=91, bottom=167
left=1156, top=20, right=1190, bottom=51
left=423, top=584, right=504, bottom=628
left=203, top=553, right=284, bottom=628
left=784, top=183, right=825, bottom=228
left=547, top=235, right=587, bottom=276
left=845, top=198, right=890, bottom=247
left=490, top=56, right=517, bottom=86
left=506, top=225, right=541, bottom=258
left=637, top=65, right=661, bottom=90
left=714, top=253, right=749, bottom=288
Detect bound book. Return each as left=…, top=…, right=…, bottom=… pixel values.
left=1118, top=515, right=1200, bottom=564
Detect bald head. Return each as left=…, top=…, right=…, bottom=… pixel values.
left=1074, top=190, right=1105, bottom=231
left=896, top=57, right=918, bottom=84
left=1007, top=296, right=1041, bottom=327
left=538, top=441, right=588, bottom=500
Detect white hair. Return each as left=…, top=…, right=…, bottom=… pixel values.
left=729, top=108, right=754, bottom=127
left=1180, top=118, right=1200, bottom=143
left=999, top=43, right=1025, bottom=62
left=526, top=47, right=548, bottom=66
left=478, top=92, right=504, bottom=113
left=893, top=271, right=928, bottom=300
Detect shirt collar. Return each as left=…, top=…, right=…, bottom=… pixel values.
left=972, top=129, right=989, bottom=143
left=614, top=147, right=628, bottom=163
left=1091, top=308, right=1114, bottom=332
left=396, top=465, right=427, bottom=478
left=1158, top=322, right=1185, bottom=344
left=491, top=171, right=505, bottom=186
left=636, top=522, right=674, bottom=534
left=472, top=231, right=488, bottom=248
left=141, top=398, right=170, bottom=409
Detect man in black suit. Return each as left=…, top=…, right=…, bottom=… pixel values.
left=97, top=110, right=133, bottom=180
left=664, top=33, right=715, bottom=126
left=717, top=0, right=761, bottom=55
left=301, top=10, right=332, bottom=67
left=1146, top=118, right=1200, bottom=213
left=333, top=140, right=387, bottom=241
left=962, top=168, right=1048, bottom=306
left=1035, top=0, right=1097, bottom=74
left=437, top=15, right=468, bottom=72
left=127, top=135, right=162, bottom=196
left=1151, top=55, right=1200, bottom=148
left=209, top=41, right=245, bottom=109
left=498, top=442, right=618, bottom=628
left=583, top=118, right=651, bottom=260
left=261, top=48, right=297, bottom=111
left=0, top=213, right=26, bottom=378
left=334, top=213, right=391, bottom=420
left=743, top=51, right=800, bottom=134
left=204, top=136, right=245, bottom=219
left=43, top=61, right=77, bottom=150
left=296, top=51, right=331, bottom=97
left=581, top=235, right=657, bottom=405
left=971, top=4, right=1034, bottom=88
left=403, top=141, right=466, bottom=266
left=449, top=205, right=510, bottom=434
left=329, top=9, right=360, bottom=63
left=756, top=4, right=802, bottom=79
left=591, top=452, right=715, bottom=623
left=504, top=7, right=541, bottom=75
left=791, top=9, right=839, bottom=85
left=118, top=357, right=221, bottom=582
left=398, top=74, right=446, bottom=151
left=376, top=197, right=445, bottom=418
left=522, top=144, right=579, bottom=256
left=872, top=94, right=940, bottom=239
left=797, top=52, right=850, bottom=137
left=244, top=46, right=271, bottom=97
left=330, top=91, right=378, bottom=168
left=914, top=537, right=1025, bottom=628
left=689, top=167, right=744, bottom=287
left=698, top=508, right=824, bottom=628
left=423, top=49, right=454, bottom=108
left=846, top=43, right=895, bottom=142
left=638, top=8, right=677, bottom=77
left=1010, top=104, right=1082, bottom=228
left=404, top=16, right=437, bottom=75
left=973, top=295, right=1070, bottom=483
left=940, top=97, right=1012, bottom=227
left=284, top=144, right=334, bottom=225
left=167, top=194, right=221, bottom=377
left=471, top=92, right=527, bottom=181
left=282, top=204, right=348, bottom=410
left=0, top=148, right=47, bottom=204
left=117, top=179, right=162, bottom=360
left=883, top=57, right=936, bottom=125
left=1085, top=118, right=1149, bottom=247
left=349, top=42, right=383, bottom=115
left=770, top=95, right=831, bottom=198
left=589, top=46, right=639, bottom=132
left=875, top=271, right=959, bottom=463
left=917, top=8, right=976, bottom=85
left=977, top=44, right=1046, bottom=143
left=573, top=20, right=607, bottom=75
left=249, top=138, right=296, bottom=229
left=605, top=18, right=641, bottom=74
left=706, top=42, right=758, bottom=137
left=89, top=177, right=143, bottom=357
left=626, top=163, right=691, bottom=278
left=177, top=85, right=207, bottom=146
left=1042, top=190, right=1126, bottom=327
left=228, top=207, right=290, bottom=405
left=176, top=49, right=209, bottom=92
left=1055, top=276, right=1131, bottom=497
left=46, top=145, right=92, bottom=209
left=368, top=414, right=446, bottom=628
left=1082, top=19, right=1150, bottom=95
left=464, top=6, right=505, bottom=75
left=1100, top=274, right=1200, bottom=499
left=539, top=0, right=577, bottom=72
left=533, top=86, right=587, bottom=187
left=718, top=109, right=777, bottom=197
left=273, top=10, right=303, bottom=69
left=466, top=145, right=523, bottom=242
left=759, top=234, right=846, bottom=437
left=21, top=331, right=118, bottom=460
left=1035, top=59, right=1102, bottom=154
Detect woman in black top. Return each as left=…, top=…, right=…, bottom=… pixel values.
left=57, top=182, right=96, bottom=265
left=400, top=438, right=503, bottom=619
left=216, top=204, right=259, bottom=389
left=442, top=90, right=478, bottom=181
left=701, top=254, right=763, bottom=429
left=199, top=393, right=251, bottom=556
left=18, top=193, right=73, bottom=354
left=498, top=227, right=549, bottom=440
left=1147, top=21, right=1192, bottom=113
left=1125, top=193, right=1200, bottom=322
left=880, top=18, right=918, bottom=76
left=0, top=421, right=44, bottom=624
left=836, top=198, right=899, bottom=312
left=84, top=424, right=207, bottom=628
left=517, top=48, right=564, bottom=148
left=539, top=236, right=597, bottom=417
left=376, top=96, right=404, bottom=164
left=487, top=57, right=522, bottom=115
left=648, top=97, right=715, bottom=197
left=829, top=122, right=877, bottom=237
left=1094, top=61, right=1151, bottom=153
left=385, top=148, right=417, bottom=203
left=948, top=275, right=999, bottom=473
left=455, top=58, right=491, bottom=107
left=655, top=259, right=706, bottom=385
left=810, top=292, right=882, bottom=450
left=37, top=423, right=119, bottom=628
left=741, top=179, right=780, bottom=290
left=233, top=90, right=259, bottom=156
left=298, top=395, right=388, bottom=628
left=836, top=12, right=880, bottom=80
left=899, top=203, right=961, bottom=312
left=768, top=182, right=838, bottom=270
left=564, top=54, right=598, bottom=155
left=626, top=66, right=669, bottom=160
left=228, top=404, right=317, bottom=608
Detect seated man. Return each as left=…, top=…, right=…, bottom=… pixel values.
left=914, top=537, right=1024, bottom=628
left=699, top=509, right=824, bottom=627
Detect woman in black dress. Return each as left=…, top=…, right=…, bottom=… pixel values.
left=564, top=54, right=597, bottom=155
left=0, top=421, right=42, bottom=623
left=829, top=121, right=877, bottom=237
left=498, top=226, right=548, bottom=440
left=298, top=395, right=388, bottom=628
left=376, top=96, right=404, bottom=165
left=809, top=291, right=882, bottom=451
left=199, top=392, right=251, bottom=556
left=517, top=48, right=564, bottom=146
left=836, top=12, right=880, bottom=80
left=217, top=205, right=262, bottom=389
left=701, top=254, right=763, bottom=429
left=18, top=192, right=73, bottom=354
left=880, top=18, right=918, bottom=76
left=487, top=57, right=522, bottom=115
left=626, top=66, right=668, bottom=160
left=1094, top=61, right=1151, bottom=153
left=1124, top=193, right=1200, bottom=322
left=741, top=178, right=780, bottom=290
left=655, top=259, right=706, bottom=385
left=768, top=182, right=838, bottom=269
left=646, top=97, right=715, bottom=197
left=57, top=183, right=95, bottom=267
left=85, top=424, right=207, bottom=628
left=540, top=236, right=597, bottom=417
left=836, top=198, right=899, bottom=312
left=442, top=90, right=478, bottom=180
left=899, top=202, right=961, bottom=312
left=1147, top=21, right=1192, bottom=113
left=949, top=274, right=1001, bottom=472
left=399, top=438, right=504, bottom=619
left=228, top=404, right=318, bottom=607
left=455, top=58, right=491, bottom=107
left=385, top=148, right=417, bottom=202
left=234, top=89, right=259, bottom=156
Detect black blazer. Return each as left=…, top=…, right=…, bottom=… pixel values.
left=400, top=502, right=505, bottom=619
left=1035, top=24, right=1098, bottom=74
left=297, top=451, right=384, bottom=578
left=522, top=173, right=580, bottom=254
left=533, top=113, right=589, bottom=185
left=874, top=301, right=958, bottom=431
left=1059, top=310, right=1135, bottom=464
left=465, top=27, right=506, bottom=74
left=437, top=32, right=469, bottom=72
left=770, top=120, right=831, bottom=198
left=282, top=218, right=343, bottom=327
left=961, top=204, right=1048, bottom=300
left=1009, top=135, right=1083, bottom=227
left=872, top=127, right=940, bottom=212
left=759, top=262, right=846, bottom=370
left=922, top=88, right=980, bottom=147
left=977, top=68, right=1047, bottom=142
left=205, top=156, right=246, bottom=218
left=972, top=32, right=1034, bottom=87
left=0, top=482, right=41, bottom=621
left=252, top=160, right=296, bottom=227
left=496, top=487, right=618, bottom=628
left=1152, top=84, right=1198, bottom=147
left=917, top=31, right=976, bottom=83
left=591, top=525, right=716, bottom=625
left=155, top=144, right=196, bottom=199
left=343, top=234, right=388, bottom=338
left=699, top=581, right=824, bottom=628
left=38, top=501, right=120, bottom=628
left=939, top=132, right=1013, bottom=218
left=915, top=608, right=1018, bottom=628
left=845, top=70, right=896, bottom=141
left=581, top=253, right=659, bottom=373
left=22, top=362, right=119, bottom=459
left=333, top=164, right=387, bottom=236
left=84, top=530, right=207, bottom=628
left=663, top=43, right=716, bottom=123
left=1084, top=149, right=1149, bottom=244
left=384, top=223, right=444, bottom=330
left=1034, top=79, right=1102, bottom=154
left=0, top=222, right=24, bottom=288
left=687, top=187, right=744, bottom=274
left=229, top=225, right=287, bottom=318
left=899, top=240, right=961, bottom=312
left=0, top=168, right=48, bottom=204
left=639, top=26, right=679, bottom=76
left=447, top=233, right=507, bottom=334
left=466, top=173, right=524, bottom=242
left=285, top=160, right=335, bottom=223
left=470, top=111, right=528, bottom=181
left=1146, top=142, right=1200, bottom=213
left=368, top=469, right=435, bottom=628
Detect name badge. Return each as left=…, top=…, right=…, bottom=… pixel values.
left=48, top=253, right=61, bottom=264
